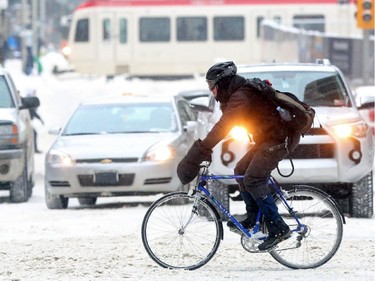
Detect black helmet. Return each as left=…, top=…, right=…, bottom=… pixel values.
left=206, top=61, right=237, bottom=90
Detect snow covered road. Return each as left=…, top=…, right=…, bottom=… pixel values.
left=0, top=57, right=374, bottom=280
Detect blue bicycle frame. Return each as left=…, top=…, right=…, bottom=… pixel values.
left=196, top=174, right=305, bottom=239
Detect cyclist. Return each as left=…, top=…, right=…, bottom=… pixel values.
left=177, top=61, right=301, bottom=251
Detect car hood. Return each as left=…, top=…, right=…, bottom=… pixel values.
left=314, top=107, right=362, bottom=126
left=50, top=133, right=179, bottom=159
left=209, top=106, right=362, bottom=126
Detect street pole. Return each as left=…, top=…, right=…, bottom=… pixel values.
left=21, top=0, right=28, bottom=72
left=40, top=0, right=46, bottom=49
left=32, top=0, right=38, bottom=58
left=362, top=29, right=371, bottom=85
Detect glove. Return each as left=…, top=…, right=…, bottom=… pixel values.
left=177, top=139, right=212, bottom=185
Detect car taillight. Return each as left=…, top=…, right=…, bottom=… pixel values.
left=369, top=109, right=374, bottom=122
left=369, top=109, right=375, bottom=135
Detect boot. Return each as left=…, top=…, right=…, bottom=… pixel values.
left=227, top=212, right=257, bottom=235
left=258, top=217, right=291, bottom=251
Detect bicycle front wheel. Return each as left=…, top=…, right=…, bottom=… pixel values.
left=141, top=191, right=222, bottom=270
left=270, top=185, right=344, bottom=269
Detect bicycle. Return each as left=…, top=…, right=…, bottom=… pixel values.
left=141, top=162, right=345, bottom=270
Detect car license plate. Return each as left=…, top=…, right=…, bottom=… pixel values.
left=94, top=171, right=119, bottom=185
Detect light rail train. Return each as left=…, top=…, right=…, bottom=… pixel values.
left=64, top=0, right=359, bottom=76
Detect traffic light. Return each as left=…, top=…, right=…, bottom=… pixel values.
left=356, top=0, right=375, bottom=29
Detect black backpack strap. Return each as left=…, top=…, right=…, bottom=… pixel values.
left=268, top=137, right=295, bottom=178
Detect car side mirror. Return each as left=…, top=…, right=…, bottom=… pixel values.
left=357, top=96, right=375, bottom=110
left=20, top=96, right=40, bottom=109
left=189, top=97, right=213, bottom=112
left=358, top=101, right=375, bottom=110
left=48, top=127, right=62, bottom=135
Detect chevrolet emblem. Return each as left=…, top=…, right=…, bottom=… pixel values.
left=101, top=159, right=112, bottom=164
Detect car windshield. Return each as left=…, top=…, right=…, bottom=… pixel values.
left=62, top=102, right=178, bottom=135
left=0, top=76, right=15, bottom=108
left=241, top=71, right=349, bottom=107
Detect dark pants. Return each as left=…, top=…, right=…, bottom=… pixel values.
left=234, top=134, right=300, bottom=218
left=33, top=128, right=39, bottom=151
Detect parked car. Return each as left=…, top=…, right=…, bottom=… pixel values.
left=44, top=93, right=198, bottom=209
left=354, top=85, right=374, bottom=137
left=0, top=67, right=40, bottom=202
left=192, top=60, right=374, bottom=218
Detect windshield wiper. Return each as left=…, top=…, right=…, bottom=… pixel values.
left=109, top=131, right=158, bottom=134
left=63, top=132, right=98, bottom=136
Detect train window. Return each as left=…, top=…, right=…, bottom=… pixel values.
left=119, top=18, right=127, bottom=44
left=213, top=16, right=244, bottom=41
left=273, top=16, right=281, bottom=24
left=103, top=18, right=111, bottom=41
left=293, top=15, right=325, bottom=32
left=256, top=16, right=264, bottom=38
left=176, top=17, right=207, bottom=41
left=139, top=17, right=170, bottom=42
left=74, top=18, right=89, bottom=42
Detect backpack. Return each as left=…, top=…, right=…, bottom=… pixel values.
left=246, top=78, right=316, bottom=137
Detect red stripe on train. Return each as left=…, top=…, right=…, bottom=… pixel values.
left=77, top=0, right=355, bottom=10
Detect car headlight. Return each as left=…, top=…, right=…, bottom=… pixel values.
left=0, top=124, right=19, bottom=144
left=145, top=146, right=175, bottom=161
left=61, top=45, right=71, bottom=57
left=332, top=122, right=369, bottom=138
left=47, top=150, right=75, bottom=166
left=229, top=126, right=250, bottom=142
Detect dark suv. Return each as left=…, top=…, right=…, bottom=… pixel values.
left=192, top=60, right=374, bottom=218
left=0, top=67, right=40, bottom=202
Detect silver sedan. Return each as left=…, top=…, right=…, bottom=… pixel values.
left=44, top=94, right=197, bottom=209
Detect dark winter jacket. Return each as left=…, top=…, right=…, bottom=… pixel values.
left=200, top=75, right=291, bottom=150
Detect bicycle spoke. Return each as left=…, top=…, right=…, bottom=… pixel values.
left=270, top=186, right=343, bottom=269
left=142, top=192, right=222, bottom=270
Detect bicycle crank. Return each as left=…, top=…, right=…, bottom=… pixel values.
left=241, top=231, right=267, bottom=253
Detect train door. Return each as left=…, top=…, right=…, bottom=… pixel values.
left=114, top=13, right=133, bottom=74
left=97, top=12, right=115, bottom=73
left=97, top=12, right=132, bottom=75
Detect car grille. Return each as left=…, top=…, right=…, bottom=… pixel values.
left=304, top=127, right=329, bottom=136
left=291, top=127, right=335, bottom=159
left=49, top=181, right=70, bottom=187
left=144, top=177, right=172, bottom=185
left=289, top=143, right=334, bottom=159
left=75, top=158, right=138, bottom=164
left=78, top=173, right=135, bottom=186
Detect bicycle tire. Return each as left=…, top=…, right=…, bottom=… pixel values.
left=270, top=185, right=344, bottom=269
left=141, top=191, right=223, bottom=270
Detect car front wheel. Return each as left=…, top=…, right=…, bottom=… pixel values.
left=9, top=163, right=29, bottom=203
left=350, top=171, right=373, bottom=218
left=45, top=189, right=69, bottom=209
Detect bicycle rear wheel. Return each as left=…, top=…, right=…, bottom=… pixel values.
left=141, top=191, right=222, bottom=270
left=270, top=185, right=344, bottom=269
